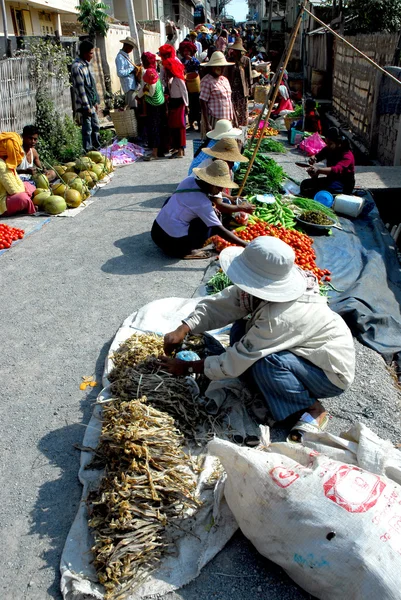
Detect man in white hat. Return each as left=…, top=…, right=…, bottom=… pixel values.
left=115, top=37, right=139, bottom=109
left=161, top=237, right=355, bottom=442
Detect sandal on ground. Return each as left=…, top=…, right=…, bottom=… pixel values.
left=183, top=249, right=213, bottom=260
left=169, top=153, right=184, bottom=159
left=143, top=155, right=158, bottom=161
left=287, top=412, right=330, bottom=444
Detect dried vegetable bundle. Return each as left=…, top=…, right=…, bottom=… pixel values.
left=109, top=333, right=211, bottom=440
left=88, top=396, right=200, bottom=599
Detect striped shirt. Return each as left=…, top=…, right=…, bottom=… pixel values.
left=200, top=74, right=233, bottom=120
left=71, top=57, right=99, bottom=112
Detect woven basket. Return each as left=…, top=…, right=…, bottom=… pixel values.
left=254, top=85, right=270, bottom=104
left=284, top=115, right=299, bottom=131
left=110, top=109, right=138, bottom=138
left=186, top=72, right=201, bottom=93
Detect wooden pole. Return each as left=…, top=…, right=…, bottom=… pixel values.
left=304, top=7, right=401, bottom=89
left=238, top=3, right=306, bottom=196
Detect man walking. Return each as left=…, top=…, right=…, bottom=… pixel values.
left=115, top=36, right=138, bottom=108
left=71, top=39, right=100, bottom=152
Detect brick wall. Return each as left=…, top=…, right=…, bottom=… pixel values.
left=377, top=113, right=400, bottom=166
left=332, top=33, right=399, bottom=149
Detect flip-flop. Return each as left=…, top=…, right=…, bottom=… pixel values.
left=169, top=154, right=184, bottom=159
left=287, top=412, right=330, bottom=444
left=143, top=155, right=158, bottom=161
left=183, top=250, right=213, bottom=260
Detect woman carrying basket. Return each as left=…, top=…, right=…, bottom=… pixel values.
left=179, top=41, right=201, bottom=131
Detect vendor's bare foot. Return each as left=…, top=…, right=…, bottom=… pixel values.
left=183, top=249, right=213, bottom=260
left=308, top=400, right=327, bottom=425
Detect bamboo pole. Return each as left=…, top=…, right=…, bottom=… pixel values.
left=304, top=7, right=401, bottom=89
left=238, top=3, right=306, bottom=196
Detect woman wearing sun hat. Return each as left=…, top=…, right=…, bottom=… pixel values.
left=226, top=38, right=253, bottom=126
left=151, top=160, right=249, bottom=259
left=188, top=118, right=242, bottom=175
left=199, top=51, right=236, bottom=138
left=161, top=236, right=355, bottom=441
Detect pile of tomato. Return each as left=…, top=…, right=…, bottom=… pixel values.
left=0, top=223, right=24, bottom=250
left=235, top=222, right=331, bottom=282
left=206, top=221, right=332, bottom=283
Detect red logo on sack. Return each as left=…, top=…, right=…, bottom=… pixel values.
left=270, top=466, right=299, bottom=488
left=323, top=465, right=386, bottom=513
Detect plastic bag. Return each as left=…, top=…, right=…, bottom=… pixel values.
left=299, top=132, right=326, bottom=156
left=208, top=424, right=401, bottom=600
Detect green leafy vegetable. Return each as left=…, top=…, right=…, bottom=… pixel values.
left=207, top=272, right=232, bottom=295
left=292, top=197, right=338, bottom=221
left=255, top=138, right=287, bottom=153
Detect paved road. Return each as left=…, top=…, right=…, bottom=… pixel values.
left=0, top=149, right=215, bottom=600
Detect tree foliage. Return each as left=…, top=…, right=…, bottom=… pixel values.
left=346, top=0, right=401, bottom=33
left=322, top=0, right=401, bottom=33
left=76, top=0, right=110, bottom=37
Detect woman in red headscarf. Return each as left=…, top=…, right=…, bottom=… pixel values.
left=163, top=57, right=189, bottom=158
left=179, top=40, right=201, bottom=131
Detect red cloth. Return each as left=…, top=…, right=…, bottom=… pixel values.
left=162, top=57, right=185, bottom=80
left=330, top=150, right=355, bottom=176
left=159, top=44, right=176, bottom=60
left=143, top=68, right=159, bottom=84
left=179, top=41, right=197, bottom=56
left=4, top=181, right=36, bottom=216
left=168, top=103, right=186, bottom=149
left=272, top=97, right=293, bottom=115
left=142, top=52, right=157, bottom=69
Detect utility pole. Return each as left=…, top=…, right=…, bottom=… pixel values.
left=124, top=0, right=141, bottom=61
left=0, top=0, right=11, bottom=57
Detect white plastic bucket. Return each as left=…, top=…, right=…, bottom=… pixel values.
left=333, top=194, right=364, bottom=217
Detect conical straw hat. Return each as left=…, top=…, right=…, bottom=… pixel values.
left=193, top=159, right=239, bottom=189
left=203, top=138, right=249, bottom=163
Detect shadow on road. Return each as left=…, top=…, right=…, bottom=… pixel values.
left=106, top=195, right=169, bottom=210
left=101, top=232, right=211, bottom=275
left=96, top=183, right=177, bottom=197
left=30, top=338, right=112, bottom=598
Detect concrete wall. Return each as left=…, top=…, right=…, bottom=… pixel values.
left=104, top=23, right=131, bottom=93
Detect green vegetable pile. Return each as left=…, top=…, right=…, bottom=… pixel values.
left=235, top=151, right=286, bottom=195
left=247, top=195, right=296, bottom=228
left=256, top=139, right=286, bottom=153
left=300, top=210, right=334, bottom=226
left=286, top=104, right=303, bottom=118
left=291, top=197, right=338, bottom=221
left=207, top=271, right=233, bottom=295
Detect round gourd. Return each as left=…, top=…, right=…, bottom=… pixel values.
left=43, top=195, right=67, bottom=215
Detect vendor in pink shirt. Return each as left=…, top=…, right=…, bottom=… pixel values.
left=271, top=85, right=294, bottom=117
left=300, top=127, right=356, bottom=198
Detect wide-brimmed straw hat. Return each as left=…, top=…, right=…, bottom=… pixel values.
left=120, top=36, right=137, bottom=48
left=193, top=159, right=239, bottom=189
left=207, top=119, right=242, bottom=140
left=219, top=237, right=307, bottom=302
left=199, top=26, right=209, bottom=33
left=203, top=138, right=249, bottom=163
left=228, top=38, right=246, bottom=53
left=201, top=51, right=234, bottom=67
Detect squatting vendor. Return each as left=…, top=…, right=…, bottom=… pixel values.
left=151, top=160, right=252, bottom=260
left=160, top=237, right=355, bottom=441
left=300, top=127, right=356, bottom=198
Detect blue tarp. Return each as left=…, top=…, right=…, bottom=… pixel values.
left=312, top=190, right=401, bottom=365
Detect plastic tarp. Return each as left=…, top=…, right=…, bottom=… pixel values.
left=311, top=190, right=401, bottom=364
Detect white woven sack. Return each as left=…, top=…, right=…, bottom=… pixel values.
left=209, top=428, right=401, bottom=600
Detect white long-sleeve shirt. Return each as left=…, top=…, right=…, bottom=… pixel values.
left=184, top=284, right=355, bottom=389
left=168, top=77, right=189, bottom=106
